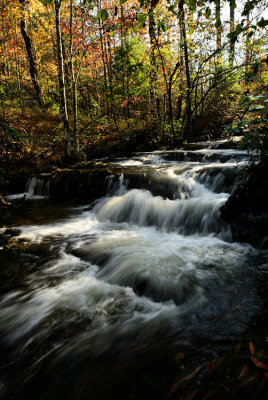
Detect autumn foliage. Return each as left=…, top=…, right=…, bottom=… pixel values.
left=0, top=0, right=267, bottom=165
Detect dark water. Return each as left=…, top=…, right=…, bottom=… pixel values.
left=0, top=141, right=266, bottom=399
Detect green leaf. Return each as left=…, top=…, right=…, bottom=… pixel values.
left=215, top=18, right=222, bottom=29
left=187, top=0, right=197, bottom=12
left=229, top=0, right=236, bottom=10
left=168, top=4, right=176, bottom=12
left=97, top=9, right=108, bottom=22
left=242, top=0, right=257, bottom=16
left=137, top=13, right=147, bottom=28
left=205, top=7, right=211, bottom=19
left=158, top=21, right=167, bottom=32
left=257, top=18, right=268, bottom=29
left=188, top=27, right=194, bottom=35
left=240, top=97, right=249, bottom=105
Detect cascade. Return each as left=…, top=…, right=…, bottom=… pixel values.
left=0, top=143, right=265, bottom=400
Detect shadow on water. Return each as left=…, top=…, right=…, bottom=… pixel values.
left=0, top=144, right=267, bottom=400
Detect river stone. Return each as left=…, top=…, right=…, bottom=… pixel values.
left=221, top=157, right=268, bottom=247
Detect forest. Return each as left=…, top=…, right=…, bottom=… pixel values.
left=0, top=0, right=267, bottom=167
left=0, top=1, right=268, bottom=400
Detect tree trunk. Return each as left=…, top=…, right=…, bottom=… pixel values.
left=245, top=13, right=251, bottom=74
left=148, top=5, right=157, bottom=118
left=19, top=0, right=45, bottom=108
left=14, top=17, right=24, bottom=114
left=69, top=0, right=79, bottom=153
left=55, top=0, right=71, bottom=157
left=215, top=0, right=222, bottom=65
left=179, top=0, right=191, bottom=141
left=176, top=16, right=184, bottom=121
left=229, top=1, right=235, bottom=66
left=0, top=1, right=10, bottom=93
left=98, top=16, right=109, bottom=116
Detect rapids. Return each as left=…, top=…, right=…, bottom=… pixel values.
left=0, top=141, right=266, bottom=399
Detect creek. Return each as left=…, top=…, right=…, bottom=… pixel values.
left=0, top=140, right=267, bottom=400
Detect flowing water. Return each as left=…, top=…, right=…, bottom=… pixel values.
left=0, top=142, right=266, bottom=399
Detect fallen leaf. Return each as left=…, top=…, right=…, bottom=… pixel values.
left=237, top=363, right=248, bottom=380
left=186, top=387, right=199, bottom=400
left=175, top=352, right=184, bottom=363
left=179, top=364, right=204, bottom=384
left=249, top=341, right=255, bottom=356
left=251, top=357, right=268, bottom=370
left=207, top=361, right=215, bottom=375
left=240, top=376, right=256, bottom=386
left=235, top=344, right=241, bottom=353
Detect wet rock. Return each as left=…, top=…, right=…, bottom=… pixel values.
left=221, top=157, right=268, bottom=247
left=48, top=168, right=113, bottom=202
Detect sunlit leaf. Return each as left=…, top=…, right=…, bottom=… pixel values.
left=251, top=357, right=268, bottom=370
left=249, top=341, right=255, bottom=355
left=237, top=363, right=248, bottom=380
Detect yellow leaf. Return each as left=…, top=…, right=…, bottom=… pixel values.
left=175, top=352, right=184, bottom=363
left=249, top=341, right=255, bottom=356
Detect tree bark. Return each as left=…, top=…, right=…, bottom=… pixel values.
left=176, top=14, right=184, bottom=121
left=0, top=1, right=10, bottom=93
left=148, top=5, right=157, bottom=118
left=19, top=0, right=45, bottom=108
left=69, top=0, right=79, bottom=153
left=245, top=13, right=251, bottom=74
left=229, top=1, right=235, bottom=66
left=55, top=0, right=71, bottom=157
left=179, top=0, right=191, bottom=141
left=215, top=0, right=222, bottom=65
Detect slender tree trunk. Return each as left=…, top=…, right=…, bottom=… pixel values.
left=148, top=5, right=157, bottom=118
left=94, top=61, right=101, bottom=112
left=69, top=0, right=79, bottom=153
left=55, top=0, right=71, bottom=157
left=176, top=17, right=184, bottom=121
left=19, top=0, right=45, bottom=108
left=15, top=17, right=24, bottom=114
left=1, top=2, right=10, bottom=93
left=229, top=2, right=235, bottom=66
left=98, top=17, right=109, bottom=115
left=215, top=0, right=222, bottom=65
left=106, top=36, right=119, bottom=130
left=245, top=13, right=251, bottom=74
left=179, top=0, right=191, bottom=141
left=120, top=5, right=128, bottom=119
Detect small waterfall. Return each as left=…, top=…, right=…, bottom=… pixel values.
left=95, top=189, right=228, bottom=237
left=25, top=176, right=50, bottom=198
left=1, top=141, right=264, bottom=400
left=6, top=176, right=50, bottom=200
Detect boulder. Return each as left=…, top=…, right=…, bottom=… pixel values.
left=221, top=157, right=268, bottom=248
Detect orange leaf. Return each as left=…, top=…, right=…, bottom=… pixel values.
left=249, top=341, right=255, bottom=356
left=251, top=357, right=268, bottom=370
left=178, top=364, right=204, bottom=385
left=237, top=363, right=248, bottom=380
left=264, top=372, right=268, bottom=379
left=175, top=352, right=184, bottom=363
left=186, top=387, right=199, bottom=400
left=207, top=361, right=215, bottom=375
